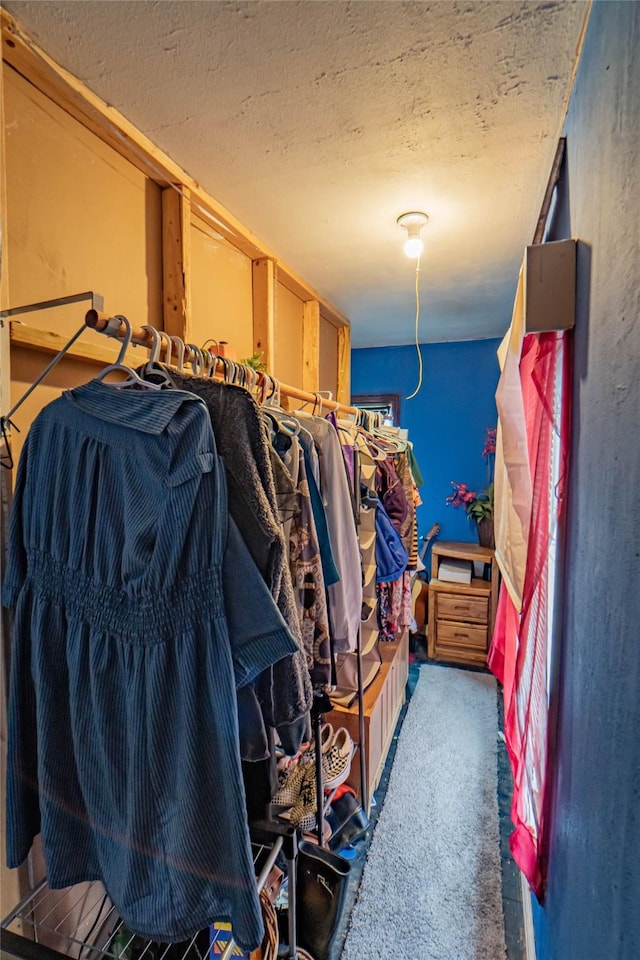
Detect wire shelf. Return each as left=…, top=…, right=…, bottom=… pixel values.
left=2, top=842, right=279, bottom=960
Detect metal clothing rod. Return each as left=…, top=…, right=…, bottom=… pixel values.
left=356, top=622, right=368, bottom=813
left=0, top=291, right=104, bottom=319
left=85, top=310, right=358, bottom=416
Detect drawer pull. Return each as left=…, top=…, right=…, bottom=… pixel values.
left=454, top=632, right=467, bottom=638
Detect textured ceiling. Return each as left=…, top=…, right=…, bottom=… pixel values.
left=4, top=0, right=587, bottom=347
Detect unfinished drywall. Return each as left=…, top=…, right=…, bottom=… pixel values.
left=274, top=281, right=303, bottom=387
left=190, top=216, right=253, bottom=361
left=4, top=65, right=162, bottom=338
left=319, top=314, right=339, bottom=400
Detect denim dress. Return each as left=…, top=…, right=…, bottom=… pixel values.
left=2, top=380, right=298, bottom=950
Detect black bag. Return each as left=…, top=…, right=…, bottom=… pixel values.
left=296, top=840, right=351, bottom=960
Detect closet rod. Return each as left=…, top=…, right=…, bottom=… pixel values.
left=85, top=309, right=358, bottom=416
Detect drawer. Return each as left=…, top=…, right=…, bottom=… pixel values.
left=434, top=639, right=488, bottom=667
left=437, top=593, right=488, bottom=624
left=436, top=619, right=488, bottom=651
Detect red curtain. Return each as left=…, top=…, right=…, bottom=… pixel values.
left=489, top=330, right=571, bottom=898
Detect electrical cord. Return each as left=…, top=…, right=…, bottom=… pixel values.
left=405, top=255, right=423, bottom=400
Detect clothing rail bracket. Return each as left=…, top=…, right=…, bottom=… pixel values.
left=0, top=290, right=104, bottom=322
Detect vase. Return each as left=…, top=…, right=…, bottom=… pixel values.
left=477, top=517, right=495, bottom=550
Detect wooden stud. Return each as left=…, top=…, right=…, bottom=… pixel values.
left=162, top=186, right=191, bottom=341
left=0, top=58, right=26, bottom=921
left=532, top=137, right=566, bottom=245
left=302, top=300, right=320, bottom=394
left=252, top=258, right=276, bottom=374
left=337, top=324, right=351, bottom=406
left=0, top=56, right=11, bottom=419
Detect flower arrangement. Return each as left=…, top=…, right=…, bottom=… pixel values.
left=446, top=480, right=494, bottom=520
left=446, top=426, right=497, bottom=523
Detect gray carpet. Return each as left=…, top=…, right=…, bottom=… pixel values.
left=341, top=665, right=507, bottom=960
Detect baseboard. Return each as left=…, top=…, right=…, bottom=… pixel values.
left=520, top=871, right=537, bottom=960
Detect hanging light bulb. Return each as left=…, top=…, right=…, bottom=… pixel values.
left=397, top=211, right=429, bottom=259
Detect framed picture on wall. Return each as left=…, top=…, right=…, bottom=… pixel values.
left=351, top=393, right=401, bottom=427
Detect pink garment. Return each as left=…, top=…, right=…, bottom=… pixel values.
left=489, top=329, right=571, bottom=900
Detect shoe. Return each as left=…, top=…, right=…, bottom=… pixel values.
left=322, top=727, right=355, bottom=790
left=287, top=769, right=319, bottom=833
left=271, top=755, right=314, bottom=808
left=302, top=818, right=333, bottom=845
left=303, top=723, right=334, bottom=761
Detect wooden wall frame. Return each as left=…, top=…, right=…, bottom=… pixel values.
left=1, top=9, right=350, bottom=393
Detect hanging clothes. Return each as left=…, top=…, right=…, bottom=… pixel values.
left=272, top=429, right=332, bottom=693
left=394, top=450, right=417, bottom=557
left=2, top=380, right=298, bottom=950
left=296, top=413, right=363, bottom=655
left=166, top=372, right=313, bottom=754
left=375, top=456, right=410, bottom=535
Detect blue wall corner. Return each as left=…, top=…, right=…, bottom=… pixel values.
left=351, top=339, right=501, bottom=548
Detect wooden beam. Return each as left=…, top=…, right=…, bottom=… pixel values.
left=9, top=320, right=140, bottom=367
left=1, top=56, right=11, bottom=419
left=277, top=268, right=350, bottom=329
left=252, top=258, right=276, bottom=373
left=1, top=10, right=349, bottom=330
left=336, top=324, right=351, bottom=406
left=532, top=137, right=566, bottom=245
left=302, top=300, right=320, bottom=394
left=162, top=186, right=191, bottom=340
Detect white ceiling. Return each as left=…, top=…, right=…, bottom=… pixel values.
left=4, top=0, right=587, bottom=347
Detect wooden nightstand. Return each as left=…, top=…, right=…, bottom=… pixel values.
left=427, top=541, right=498, bottom=667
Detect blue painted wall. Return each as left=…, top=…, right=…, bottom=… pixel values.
left=351, top=339, right=501, bottom=551
left=529, top=3, right=640, bottom=959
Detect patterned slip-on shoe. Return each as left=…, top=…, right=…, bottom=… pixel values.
left=271, top=755, right=314, bottom=808
left=322, top=727, right=356, bottom=790
left=283, top=769, right=319, bottom=833
left=303, top=722, right=334, bottom=762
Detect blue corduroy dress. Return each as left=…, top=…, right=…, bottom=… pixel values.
left=2, top=380, right=298, bottom=950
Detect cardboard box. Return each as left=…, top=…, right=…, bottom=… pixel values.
left=524, top=239, right=576, bottom=333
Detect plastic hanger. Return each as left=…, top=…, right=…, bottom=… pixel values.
left=95, top=316, right=162, bottom=390
left=203, top=348, right=217, bottom=378
left=169, top=336, right=185, bottom=372
left=158, top=330, right=174, bottom=367
left=186, top=343, right=205, bottom=376
left=201, top=339, right=221, bottom=378
left=141, top=325, right=177, bottom=388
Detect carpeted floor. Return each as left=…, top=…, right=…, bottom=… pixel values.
left=339, top=664, right=507, bottom=960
